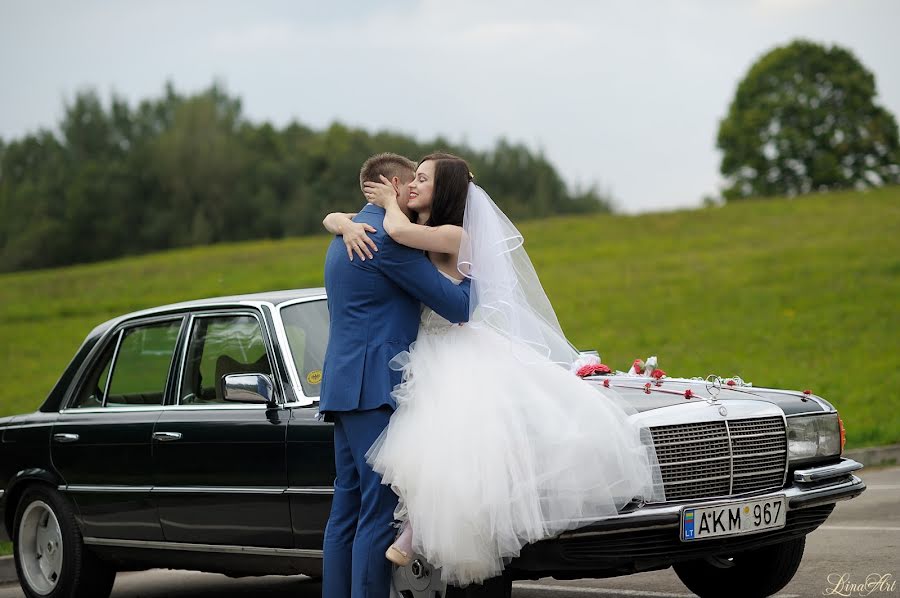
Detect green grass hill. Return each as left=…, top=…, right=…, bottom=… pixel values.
left=1, top=186, right=898, bottom=448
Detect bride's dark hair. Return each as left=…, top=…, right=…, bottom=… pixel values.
left=419, top=152, right=472, bottom=227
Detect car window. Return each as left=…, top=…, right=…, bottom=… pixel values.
left=105, top=320, right=182, bottom=407
left=178, top=314, right=272, bottom=405
left=69, top=335, right=117, bottom=409
left=280, top=300, right=329, bottom=398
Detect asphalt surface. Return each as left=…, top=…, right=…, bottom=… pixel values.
left=1, top=466, right=897, bottom=598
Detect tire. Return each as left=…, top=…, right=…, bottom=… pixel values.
left=673, top=536, right=806, bottom=598
left=445, top=574, right=512, bottom=598
left=392, top=557, right=511, bottom=598
left=12, top=485, right=116, bottom=598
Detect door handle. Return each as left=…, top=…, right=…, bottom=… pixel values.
left=52, top=433, right=80, bottom=443
left=152, top=432, right=183, bottom=442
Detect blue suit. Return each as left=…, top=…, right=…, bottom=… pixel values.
left=320, top=204, right=470, bottom=598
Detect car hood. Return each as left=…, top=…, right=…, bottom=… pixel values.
left=586, top=376, right=832, bottom=416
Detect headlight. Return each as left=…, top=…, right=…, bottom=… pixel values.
left=786, top=413, right=841, bottom=461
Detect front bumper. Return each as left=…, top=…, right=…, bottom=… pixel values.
left=509, top=458, right=865, bottom=578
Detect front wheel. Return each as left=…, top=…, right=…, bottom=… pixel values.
left=13, top=485, right=116, bottom=598
left=392, top=558, right=512, bottom=598
left=673, top=536, right=805, bottom=598
left=445, top=575, right=512, bottom=598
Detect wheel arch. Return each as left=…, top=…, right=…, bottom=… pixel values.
left=3, top=469, right=68, bottom=540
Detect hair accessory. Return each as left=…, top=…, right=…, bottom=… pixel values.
left=468, top=171, right=475, bottom=181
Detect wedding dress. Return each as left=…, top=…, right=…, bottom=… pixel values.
left=367, top=183, right=663, bottom=585
left=366, top=274, right=664, bottom=585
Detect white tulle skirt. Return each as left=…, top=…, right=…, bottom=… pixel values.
left=366, top=323, right=664, bottom=586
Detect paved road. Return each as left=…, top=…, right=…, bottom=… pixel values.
left=2, top=466, right=897, bottom=598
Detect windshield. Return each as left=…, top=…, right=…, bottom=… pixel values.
left=280, top=300, right=329, bottom=399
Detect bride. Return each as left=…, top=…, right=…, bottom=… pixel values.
left=327, top=152, right=663, bottom=586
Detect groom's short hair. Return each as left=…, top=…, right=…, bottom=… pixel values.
left=359, top=153, right=416, bottom=191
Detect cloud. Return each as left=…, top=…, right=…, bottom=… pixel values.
left=753, top=0, right=835, bottom=17
left=210, top=23, right=301, bottom=53
left=460, top=20, right=590, bottom=46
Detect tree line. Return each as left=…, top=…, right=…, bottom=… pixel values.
left=5, top=41, right=895, bottom=273
left=0, top=83, right=611, bottom=272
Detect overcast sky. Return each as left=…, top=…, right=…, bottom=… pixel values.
left=1, top=0, right=898, bottom=213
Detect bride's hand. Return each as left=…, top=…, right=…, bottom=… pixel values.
left=363, top=176, right=398, bottom=208
left=342, top=221, right=378, bottom=261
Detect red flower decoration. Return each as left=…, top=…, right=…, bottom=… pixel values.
left=632, top=359, right=645, bottom=373
left=803, top=389, right=812, bottom=395
left=684, top=389, right=693, bottom=399
left=726, top=379, right=736, bottom=386
left=644, top=382, right=652, bottom=394
left=603, top=379, right=610, bottom=387
left=650, top=369, right=666, bottom=380
left=576, top=363, right=612, bottom=378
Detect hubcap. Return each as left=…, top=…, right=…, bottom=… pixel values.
left=18, top=500, right=63, bottom=595
left=393, top=557, right=446, bottom=597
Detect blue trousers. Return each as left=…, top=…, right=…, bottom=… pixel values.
left=322, top=408, right=398, bottom=598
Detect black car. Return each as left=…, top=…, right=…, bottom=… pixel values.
left=0, top=290, right=865, bottom=598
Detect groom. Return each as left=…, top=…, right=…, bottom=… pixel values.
left=320, top=153, right=471, bottom=598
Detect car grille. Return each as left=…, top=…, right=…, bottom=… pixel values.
left=649, top=416, right=787, bottom=502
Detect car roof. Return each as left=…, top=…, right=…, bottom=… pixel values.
left=146, top=288, right=327, bottom=311
left=92, top=288, right=326, bottom=334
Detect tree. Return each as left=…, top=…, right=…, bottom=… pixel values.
left=148, top=84, right=245, bottom=246
left=717, top=40, right=900, bottom=199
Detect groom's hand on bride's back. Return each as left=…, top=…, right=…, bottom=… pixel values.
left=376, top=237, right=471, bottom=324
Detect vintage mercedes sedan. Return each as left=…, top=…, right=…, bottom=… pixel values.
left=0, top=290, right=865, bottom=598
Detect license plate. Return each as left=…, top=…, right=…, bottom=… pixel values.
left=681, top=496, right=786, bottom=541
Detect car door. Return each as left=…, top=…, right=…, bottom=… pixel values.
left=279, top=298, right=335, bottom=550
left=52, top=315, right=184, bottom=541
left=152, top=309, right=293, bottom=548
left=286, top=407, right=334, bottom=550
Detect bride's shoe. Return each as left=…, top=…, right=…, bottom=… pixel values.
left=386, top=522, right=414, bottom=566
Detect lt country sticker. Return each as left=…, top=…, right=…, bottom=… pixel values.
left=683, top=509, right=695, bottom=539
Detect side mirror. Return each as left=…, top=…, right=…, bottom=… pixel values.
left=223, top=373, right=277, bottom=406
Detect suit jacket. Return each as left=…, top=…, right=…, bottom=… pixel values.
left=320, top=204, right=471, bottom=414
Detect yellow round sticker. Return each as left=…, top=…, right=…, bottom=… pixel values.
left=306, top=370, right=323, bottom=385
